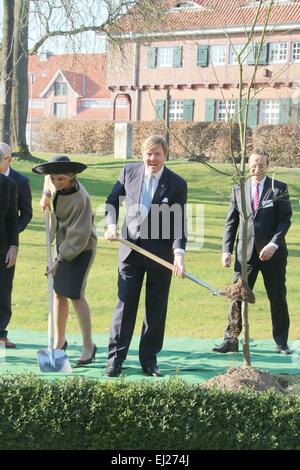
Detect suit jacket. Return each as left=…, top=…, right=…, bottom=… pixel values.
left=223, top=175, right=292, bottom=262
left=9, top=168, right=32, bottom=233
left=106, top=162, right=187, bottom=262
left=0, top=173, right=18, bottom=254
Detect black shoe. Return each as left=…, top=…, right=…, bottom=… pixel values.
left=105, top=363, right=122, bottom=377
left=142, top=365, right=163, bottom=377
left=276, top=345, right=291, bottom=355
left=61, top=340, right=68, bottom=351
left=76, top=344, right=97, bottom=366
left=212, top=342, right=239, bottom=353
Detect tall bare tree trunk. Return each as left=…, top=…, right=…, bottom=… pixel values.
left=0, top=0, right=15, bottom=143
left=11, top=0, right=29, bottom=155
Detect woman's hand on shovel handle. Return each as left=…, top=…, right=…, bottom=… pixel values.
left=173, top=253, right=185, bottom=278
left=45, top=259, right=60, bottom=277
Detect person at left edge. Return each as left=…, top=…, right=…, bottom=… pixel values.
left=0, top=142, right=32, bottom=348
left=32, top=156, right=97, bottom=366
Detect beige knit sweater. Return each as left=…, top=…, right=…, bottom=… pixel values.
left=50, top=182, right=97, bottom=262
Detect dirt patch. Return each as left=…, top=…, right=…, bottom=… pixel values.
left=222, top=278, right=255, bottom=304
left=202, top=367, right=285, bottom=393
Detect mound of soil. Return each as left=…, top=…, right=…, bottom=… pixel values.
left=202, top=367, right=285, bottom=393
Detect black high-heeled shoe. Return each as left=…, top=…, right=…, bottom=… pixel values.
left=57, top=340, right=68, bottom=351
left=76, top=344, right=97, bottom=366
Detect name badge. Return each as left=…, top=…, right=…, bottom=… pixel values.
left=261, top=199, right=273, bottom=208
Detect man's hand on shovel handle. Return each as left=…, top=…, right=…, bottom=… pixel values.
left=173, top=253, right=185, bottom=278
left=104, top=224, right=118, bottom=241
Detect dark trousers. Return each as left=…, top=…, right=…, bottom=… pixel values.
left=0, top=253, right=15, bottom=338
left=107, top=250, right=172, bottom=368
left=224, top=249, right=290, bottom=348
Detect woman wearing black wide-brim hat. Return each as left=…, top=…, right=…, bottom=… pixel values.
left=32, top=156, right=97, bottom=366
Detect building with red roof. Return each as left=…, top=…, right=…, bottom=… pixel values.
left=106, top=0, right=300, bottom=126
left=27, top=52, right=125, bottom=122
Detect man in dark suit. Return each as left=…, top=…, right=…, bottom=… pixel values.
left=213, top=148, right=292, bottom=355
left=0, top=152, right=19, bottom=348
left=0, top=142, right=32, bottom=347
left=104, top=135, right=187, bottom=377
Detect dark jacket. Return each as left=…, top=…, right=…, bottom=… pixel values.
left=106, top=163, right=187, bottom=263
left=223, top=175, right=292, bottom=262
left=9, top=168, right=32, bottom=233
left=0, top=174, right=18, bottom=254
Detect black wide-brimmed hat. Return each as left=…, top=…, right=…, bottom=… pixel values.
left=32, top=155, right=87, bottom=175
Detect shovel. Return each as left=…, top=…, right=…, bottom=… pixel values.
left=37, top=209, right=72, bottom=373
left=119, top=238, right=223, bottom=296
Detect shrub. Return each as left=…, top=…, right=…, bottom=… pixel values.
left=253, top=124, right=300, bottom=167
left=36, top=119, right=300, bottom=166
left=0, top=375, right=300, bottom=450
left=39, top=119, right=114, bottom=156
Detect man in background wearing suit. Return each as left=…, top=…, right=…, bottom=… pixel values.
left=0, top=142, right=32, bottom=347
left=104, top=135, right=187, bottom=377
left=0, top=150, right=19, bottom=348
left=213, top=148, right=292, bottom=355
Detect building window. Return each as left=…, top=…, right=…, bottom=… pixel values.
left=209, top=45, right=226, bottom=65
left=29, top=99, right=45, bottom=108
left=157, top=48, right=174, bottom=67
left=229, top=44, right=248, bottom=64
left=172, top=1, right=203, bottom=10
left=169, top=100, right=184, bottom=121
left=53, top=102, right=67, bottom=118
left=292, top=42, right=300, bottom=62
left=216, top=100, right=236, bottom=121
left=259, top=100, right=280, bottom=125
left=269, top=43, right=288, bottom=64
left=81, top=99, right=111, bottom=108
left=54, top=82, right=67, bottom=96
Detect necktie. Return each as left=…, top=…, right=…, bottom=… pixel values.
left=252, top=182, right=260, bottom=212
left=140, top=175, right=155, bottom=219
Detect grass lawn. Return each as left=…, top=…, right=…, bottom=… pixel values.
left=10, top=153, right=300, bottom=342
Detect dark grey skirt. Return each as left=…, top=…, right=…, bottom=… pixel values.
left=53, top=249, right=95, bottom=300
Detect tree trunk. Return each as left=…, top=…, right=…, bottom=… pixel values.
left=239, top=186, right=251, bottom=367
left=0, top=0, right=15, bottom=143
left=11, top=0, right=30, bottom=156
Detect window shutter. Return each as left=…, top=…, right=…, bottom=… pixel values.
left=205, top=99, right=215, bottom=122
left=183, top=99, right=194, bottom=121
left=246, top=44, right=255, bottom=64
left=239, top=98, right=247, bottom=123
left=173, top=46, right=183, bottom=67
left=155, top=99, right=165, bottom=120
left=257, top=43, right=268, bottom=65
left=290, top=98, right=300, bottom=123
left=279, top=98, right=290, bottom=124
left=247, top=99, right=258, bottom=128
left=148, top=47, right=156, bottom=68
left=197, top=45, right=209, bottom=67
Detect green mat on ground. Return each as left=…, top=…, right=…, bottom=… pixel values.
left=1, top=329, right=299, bottom=383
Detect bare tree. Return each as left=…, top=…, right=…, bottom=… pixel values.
left=0, top=0, right=15, bottom=144
left=11, top=0, right=29, bottom=154
left=0, top=0, right=166, bottom=156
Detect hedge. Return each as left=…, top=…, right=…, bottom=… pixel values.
left=36, top=119, right=300, bottom=166
left=253, top=124, right=300, bottom=167
left=0, top=375, right=300, bottom=450
left=37, top=119, right=242, bottom=161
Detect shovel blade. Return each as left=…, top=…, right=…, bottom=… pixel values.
left=37, top=348, right=72, bottom=373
